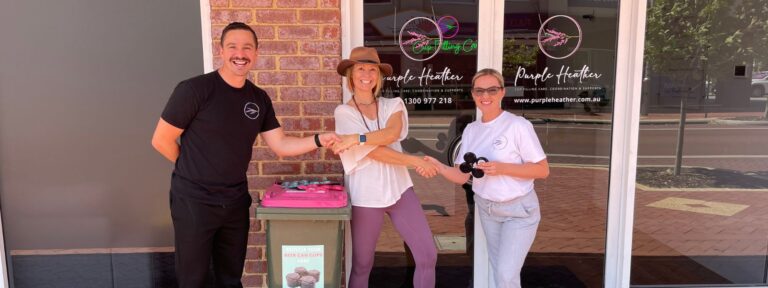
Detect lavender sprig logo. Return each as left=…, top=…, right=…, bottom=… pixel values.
left=541, top=29, right=570, bottom=47
left=537, top=15, right=582, bottom=59
left=398, top=16, right=443, bottom=61
left=401, top=31, right=431, bottom=49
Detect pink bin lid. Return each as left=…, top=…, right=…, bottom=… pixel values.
left=260, top=184, right=348, bottom=208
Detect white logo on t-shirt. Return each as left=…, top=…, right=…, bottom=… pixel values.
left=244, top=102, right=260, bottom=120
left=493, top=135, right=508, bottom=150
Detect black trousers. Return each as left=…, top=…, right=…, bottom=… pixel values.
left=170, top=193, right=251, bottom=288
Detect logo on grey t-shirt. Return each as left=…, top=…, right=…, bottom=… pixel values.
left=244, top=102, right=260, bottom=120
left=493, top=135, right=508, bottom=150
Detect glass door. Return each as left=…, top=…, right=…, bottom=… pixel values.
left=362, top=1, right=479, bottom=287
left=359, top=0, right=621, bottom=287
left=497, top=0, right=620, bottom=287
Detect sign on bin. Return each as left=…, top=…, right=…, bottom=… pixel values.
left=282, top=245, right=324, bottom=288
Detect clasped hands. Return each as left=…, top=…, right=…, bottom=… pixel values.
left=321, top=133, right=440, bottom=179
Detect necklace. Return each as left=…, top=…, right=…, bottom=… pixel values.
left=352, top=96, right=380, bottom=132
left=355, top=97, right=376, bottom=105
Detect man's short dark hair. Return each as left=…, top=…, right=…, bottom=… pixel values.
left=221, top=22, right=258, bottom=48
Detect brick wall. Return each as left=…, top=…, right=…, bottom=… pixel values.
left=209, top=0, right=343, bottom=286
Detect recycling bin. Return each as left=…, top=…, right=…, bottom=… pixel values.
left=256, top=182, right=350, bottom=288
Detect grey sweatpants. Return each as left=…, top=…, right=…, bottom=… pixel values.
left=475, top=191, right=541, bottom=288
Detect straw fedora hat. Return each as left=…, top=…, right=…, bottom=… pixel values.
left=336, top=46, right=393, bottom=77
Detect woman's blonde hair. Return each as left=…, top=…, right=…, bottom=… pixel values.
left=471, top=68, right=505, bottom=88
left=344, top=64, right=385, bottom=98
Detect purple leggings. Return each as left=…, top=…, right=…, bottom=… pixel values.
left=349, top=187, right=437, bottom=288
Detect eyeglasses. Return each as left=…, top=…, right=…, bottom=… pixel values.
left=471, top=86, right=503, bottom=96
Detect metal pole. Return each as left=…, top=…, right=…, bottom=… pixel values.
left=674, top=88, right=689, bottom=175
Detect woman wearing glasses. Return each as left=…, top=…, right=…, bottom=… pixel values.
left=426, top=68, right=549, bottom=288
left=331, top=46, right=438, bottom=288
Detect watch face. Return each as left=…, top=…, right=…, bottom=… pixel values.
left=359, top=134, right=367, bottom=144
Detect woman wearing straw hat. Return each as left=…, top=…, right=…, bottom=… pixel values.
left=330, top=46, right=438, bottom=288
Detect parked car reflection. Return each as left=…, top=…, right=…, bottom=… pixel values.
left=752, top=71, right=768, bottom=97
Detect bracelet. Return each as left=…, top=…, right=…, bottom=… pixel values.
left=313, top=134, right=322, bottom=148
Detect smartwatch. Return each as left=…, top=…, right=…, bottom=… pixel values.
left=358, top=134, right=367, bottom=145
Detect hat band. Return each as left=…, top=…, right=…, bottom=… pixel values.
left=356, top=59, right=379, bottom=64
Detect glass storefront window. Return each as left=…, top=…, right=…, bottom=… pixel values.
left=364, top=1, right=479, bottom=286
left=501, top=1, right=619, bottom=287
left=632, top=0, right=768, bottom=285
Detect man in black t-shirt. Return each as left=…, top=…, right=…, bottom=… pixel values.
left=151, top=22, right=340, bottom=288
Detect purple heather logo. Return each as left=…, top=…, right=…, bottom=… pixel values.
left=537, top=15, right=583, bottom=59
left=244, top=102, right=260, bottom=120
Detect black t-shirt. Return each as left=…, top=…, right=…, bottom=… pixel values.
left=161, top=71, right=280, bottom=205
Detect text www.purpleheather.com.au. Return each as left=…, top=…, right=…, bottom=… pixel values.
left=513, top=97, right=603, bottom=104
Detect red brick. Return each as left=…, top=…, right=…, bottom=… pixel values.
left=303, top=102, right=337, bottom=116
left=212, top=42, right=222, bottom=56
left=253, top=56, right=275, bottom=70
left=300, top=10, right=340, bottom=24
left=282, top=149, right=320, bottom=161
left=213, top=25, right=275, bottom=41
left=211, top=9, right=253, bottom=24
left=280, top=87, right=321, bottom=101
left=258, top=41, right=298, bottom=55
left=323, top=117, right=336, bottom=131
left=252, top=147, right=277, bottom=160
left=281, top=117, right=323, bottom=131
left=232, top=0, right=272, bottom=7
left=321, top=26, right=340, bottom=40
left=254, top=9, right=296, bottom=24
left=323, top=149, right=340, bottom=160
left=305, top=161, right=344, bottom=174
left=319, top=0, right=339, bottom=8
left=281, top=175, right=315, bottom=182
left=244, top=260, right=268, bottom=273
left=249, top=219, right=263, bottom=232
left=242, top=274, right=264, bottom=287
left=321, top=56, right=340, bottom=70
left=279, top=56, right=320, bottom=70
left=210, top=0, right=229, bottom=7
left=301, top=41, right=340, bottom=55
left=253, top=26, right=276, bottom=40
left=246, top=162, right=260, bottom=175
left=257, top=72, right=298, bottom=85
left=278, top=26, right=319, bottom=39
left=263, top=162, right=301, bottom=174
left=211, top=25, right=226, bottom=40
left=246, top=246, right=263, bottom=259
left=302, top=72, right=341, bottom=85
left=259, top=86, right=278, bottom=100
left=213, top=57, right=224, bottom=69
left=247, top=232, right=267, bottom=245
left=272, top=102, right=300, bottom=116
left=247, top=176, right=280, bottom=189
left=276, top=0, right=317, bottom=8
left=323, top=87, right=342, bottom=101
